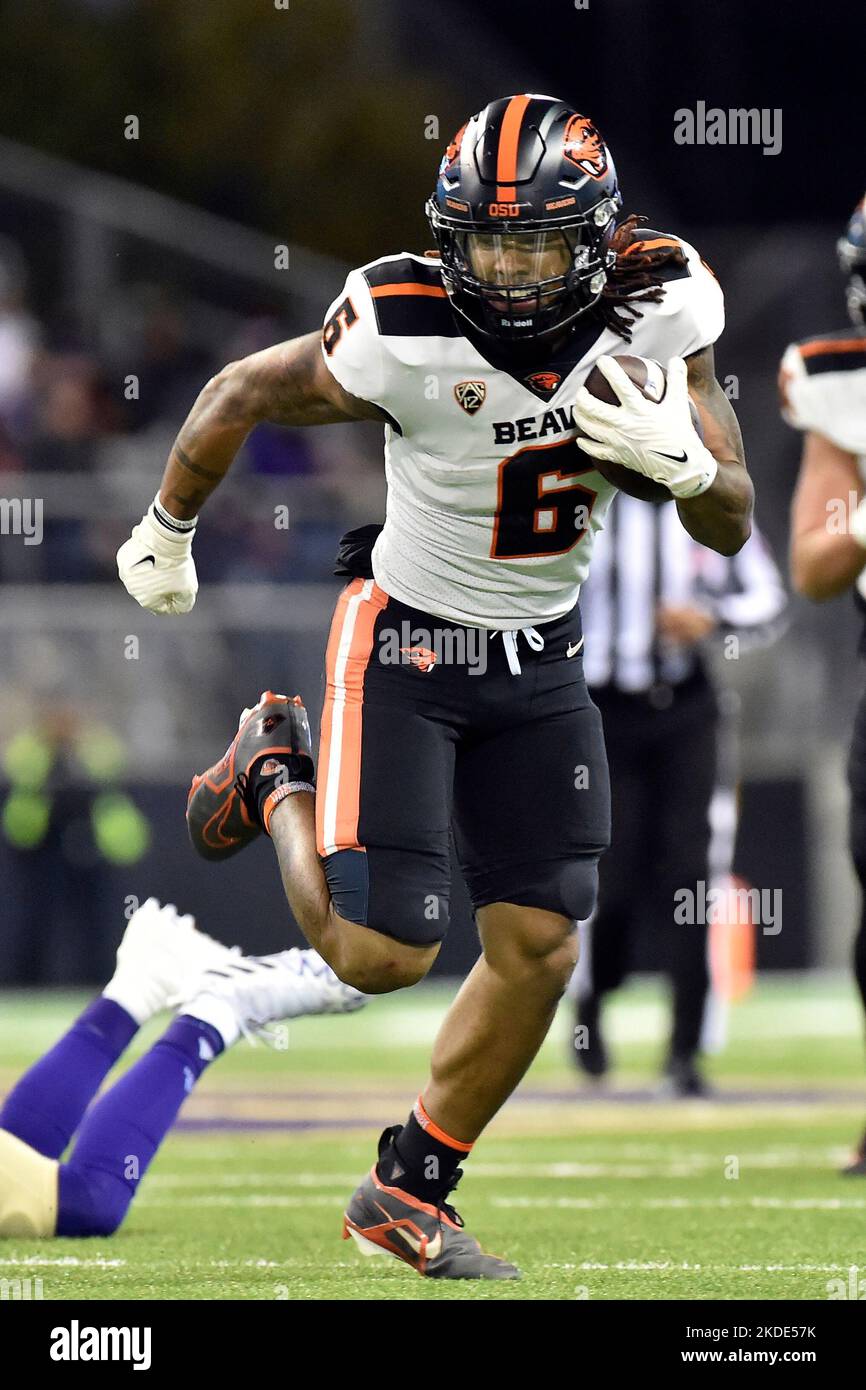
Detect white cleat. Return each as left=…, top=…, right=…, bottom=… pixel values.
left=103, top=897, right=236, bottom=1026
left=181, top=948, right=367, bottom=1047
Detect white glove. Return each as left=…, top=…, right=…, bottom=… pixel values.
left=573, top=355, right=718, bottom=500
left=850, top=495, right=866, bottom=550
left=117, top=494, right=198, bottom=615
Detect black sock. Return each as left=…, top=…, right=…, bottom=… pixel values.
left=248, top=752, right=315, bottom=828
left=376, top=1101, right=472, bottom=1204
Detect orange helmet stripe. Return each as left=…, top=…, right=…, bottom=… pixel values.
left=495, top=93, right=531, bottom=202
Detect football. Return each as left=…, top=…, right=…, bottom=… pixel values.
left=579, top=354, right=704, bottom=503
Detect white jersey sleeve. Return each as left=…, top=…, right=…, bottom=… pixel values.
left=320, top=266, right=389, bottom=410
left=779, top=331, right=866, bottom=455
left=624, top=233, right=725, bottom=370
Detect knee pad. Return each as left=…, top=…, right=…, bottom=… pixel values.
left=57, top=1162, right=133, bottom=1238
left=0, top=1128, right=58, bottom=1237
left=322, top=846, right=451, bottom=945
left=494, top=856, right=600, bottom=923
left=557, top=858, right=601, bottom=922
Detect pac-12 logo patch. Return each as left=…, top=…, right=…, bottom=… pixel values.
left=454, top=380, right=486, bottom=414
left=524, top=371, right=562, bottom=397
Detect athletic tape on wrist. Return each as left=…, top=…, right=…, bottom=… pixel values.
left=152, top=493, right=198, bottom=535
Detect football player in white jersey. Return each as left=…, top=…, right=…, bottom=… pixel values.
left=783, top=194, right=866, bottom=1176
left=118, top=95, right=753, bottom=1278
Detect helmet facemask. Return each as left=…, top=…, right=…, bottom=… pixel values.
left=846, top=275, right=866, bottom=328
left=838, top=215, right=866, bottom=328
left=428, top=198, right=618, bottom=347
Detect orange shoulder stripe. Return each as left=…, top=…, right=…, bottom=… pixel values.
left=621, top=235, right=682, bottom=256
left=370, top=283, right=447, bottom=299
left=799, top=338, right=866, bottom=358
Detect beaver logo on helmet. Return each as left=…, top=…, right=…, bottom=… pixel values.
left=440, top=122, right=466, bottom=176
left=562, top=114, right=608, bottom=179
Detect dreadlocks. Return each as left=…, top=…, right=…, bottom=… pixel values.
left=597, top=215, right=689, bottom=341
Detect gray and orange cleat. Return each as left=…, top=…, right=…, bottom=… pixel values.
left=186, top=691, right=314, bottom=861
left=342, top=1126, right=520, bottom=1280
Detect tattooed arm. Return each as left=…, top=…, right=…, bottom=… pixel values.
left=159, top=331, right=386, bottom=519
left=677, top=345, right=753, bottom=555
left=117, top=331, right=384, bottom=613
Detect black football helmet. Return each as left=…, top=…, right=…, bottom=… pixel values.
left=838, top=195, right=866, bottom=326
left=427, top=94, right=622, bottom=347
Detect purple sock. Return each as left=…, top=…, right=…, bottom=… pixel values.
left=0, top=997, right=138, bottom=1159
left=57, top=1015, right=224, bottom=1238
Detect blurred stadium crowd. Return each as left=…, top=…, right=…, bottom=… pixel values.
left=0, top=234, right=385, bottom=590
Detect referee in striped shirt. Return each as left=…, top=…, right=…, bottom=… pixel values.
left=573, top=496, right=786, bottom=1095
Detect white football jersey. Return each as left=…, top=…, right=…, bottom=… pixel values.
left=780, top=330, right=866, bottom=459
left=321, top=232, right=724, bottom=629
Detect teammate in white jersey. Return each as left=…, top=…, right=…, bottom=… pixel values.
left=783, top=193, right=866, bottom=1175
left=118, top=95, right=753, bottom=1278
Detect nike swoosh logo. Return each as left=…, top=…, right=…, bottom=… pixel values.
left=651, top=449, right=688, bottom=464
left=393, top=1225, right=443, bottom=1261
left=567, top=638, right=584, bottom=658
left=374, top=1197, right=444, bottom=1262
left=133, top=555, right=156, bottom=567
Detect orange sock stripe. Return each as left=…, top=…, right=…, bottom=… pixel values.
left=413, top=1097, right=474, bottom=1154
left=262, top=781, right=311, bottom=836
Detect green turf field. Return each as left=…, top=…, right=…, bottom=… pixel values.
left=1, top=976, right=865, bottom=1301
